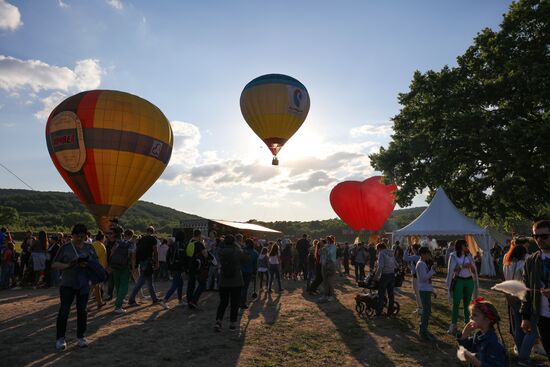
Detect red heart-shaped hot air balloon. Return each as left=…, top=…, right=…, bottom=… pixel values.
left=329, top=176, right=397, bottom=231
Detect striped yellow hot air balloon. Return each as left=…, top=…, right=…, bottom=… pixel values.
left=240, top=74, right=310, bottom=165
left=45, top=90, right=173, bottom=231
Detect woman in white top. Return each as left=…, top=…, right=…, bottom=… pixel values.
left=503, top=238, right=536, bottom=365
left=446, top=239, right=479, bottom=334
left=257, top=247, right=269, bottom=289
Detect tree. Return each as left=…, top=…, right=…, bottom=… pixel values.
left=369, top=0, right=550, bottom=224
left=0, top=206, right=19, bottom=227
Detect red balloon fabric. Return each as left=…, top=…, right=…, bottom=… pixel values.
left=329, top=176, right=397, bottom=231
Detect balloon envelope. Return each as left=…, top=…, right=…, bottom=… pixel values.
left=240, top=74, right=310, bottom=164
left=45, top=90, right=173, bottom=230
left=329, top=176, right=397, bottom=231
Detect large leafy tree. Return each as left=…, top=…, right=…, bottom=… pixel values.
left=370, top=0, right=550, bottom=223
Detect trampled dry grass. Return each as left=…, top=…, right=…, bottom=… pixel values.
left=1, top=272, right=549, bottom=367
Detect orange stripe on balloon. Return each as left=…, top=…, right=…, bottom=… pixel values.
left=78, top=91, right=102, bottom=204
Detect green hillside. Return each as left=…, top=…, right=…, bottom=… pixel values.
left=0, top=189, right=426, bottom=239
left=0, top=189, right=201, bottom=234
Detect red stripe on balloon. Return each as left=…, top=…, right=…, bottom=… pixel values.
left=78, top=91, right=102, bottom=204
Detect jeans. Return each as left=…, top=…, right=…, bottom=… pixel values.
left=240, top=272, right=253, bottom=306
left=268, top=264, right=282, bottom=291
left=129, top=260, right=158, bottom=303
left=187, top=272, right=205, bottom=304
left=164, top=271, right=184, bottom=302
left=308, top=263, right=323, bottom=292
left=51, top=269, right=60, bottom=287
left=56, top=286, right=89, bottom=339
left=207, top=265, right=219, bottom=290
left=355, top=262, right=365, bottom=282
left=1, top=263, right=14, bottom=288
left=377, top=273, right=395, bottom=315
left=216, top=286, right=241, bottom=323
left=419, top=290, right=432, bottom=335
left=538, top=316, right=550, bottom=360
left=158, top=262, right=168, bottom=280
left=511, top=301, right=537, bottom=363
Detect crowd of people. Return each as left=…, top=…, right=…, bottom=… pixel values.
left=1, top=220, right=550, bottom=367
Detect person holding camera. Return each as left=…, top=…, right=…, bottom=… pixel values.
left=52, top=223, right=98, bottom=350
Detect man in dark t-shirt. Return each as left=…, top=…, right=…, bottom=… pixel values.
left=128, top=226, right=159, bottom=305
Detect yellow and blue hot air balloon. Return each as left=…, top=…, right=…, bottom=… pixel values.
left=240, top=74, right=310, bottom=165
left=45, top=90, right=173, bottom=231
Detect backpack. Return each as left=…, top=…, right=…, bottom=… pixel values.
left=110, top=240, right=130, bottom=270
left=168, top=241, right=186, bottom=271
left=220, top=248, right=238, bottom=279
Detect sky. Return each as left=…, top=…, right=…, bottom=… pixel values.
left=0, top=0, right=515, bottom=222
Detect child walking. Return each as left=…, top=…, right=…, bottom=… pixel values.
left=416, top=247, right=436, bottom=340
left=458, top=297, right=507, bottom=366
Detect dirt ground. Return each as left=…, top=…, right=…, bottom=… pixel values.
left=1, top=273, right=549, bottom=367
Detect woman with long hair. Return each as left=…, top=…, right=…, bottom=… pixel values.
left=268, top=244, right=282, bottom=293
left=503, top=237, right=535, bottom=365
left=446, top=239, right=479, bottom=335
left=307, top=239, right=325, bottom=294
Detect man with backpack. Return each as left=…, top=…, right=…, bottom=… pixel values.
left=128, top=227, right=159, bottom=306
left=161, top=231, right=188, bottom=309
left=108, top=226, right=133, bottom=314
left=186, top=229, right=208, bottom=309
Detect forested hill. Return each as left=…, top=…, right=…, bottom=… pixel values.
left=0, top=189, right=201, bottom=234
left=0, top=189, right=426, bottom=238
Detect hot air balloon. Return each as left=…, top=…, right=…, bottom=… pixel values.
left=240, top=74, right=310, bottom=165
left=45, top=90, right=173, bottom=231
left=329, top=176, right=397, bottom=231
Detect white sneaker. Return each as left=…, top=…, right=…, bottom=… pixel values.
left=513, top=345, right=518, bottom=356
left=447, top=323, right=457, bottom=334
left=114, top=308, right=126, bottom=314
left=178, top=300, right=188, bottom=307
left=55, top=338, right=67, bottom=351
left=327, top=296, right=334, bottom=302
left=78, top=338, right=88, bottom=348
left=160, top=300, right=169, bottom=310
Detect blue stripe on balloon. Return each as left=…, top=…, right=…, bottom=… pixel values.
left=243, top=74, right=307, bottom=91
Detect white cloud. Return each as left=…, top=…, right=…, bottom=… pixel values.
left=34, top=91, right=67, bottom=120
left=0, top=56, right=103, bottom=121
left=0, top=0, right=22, bottom=31
left=106, top=0, right=123, bottom=10
left=286, top=171, right=336, bottom=192
left=58, top=0, right=69, bottom=8
left=0, top=56, right=102, bottom=93
left=350, top=123, right=393, bottom=138
left=199, top=191, right=223, bottom=202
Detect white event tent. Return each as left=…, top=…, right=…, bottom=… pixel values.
left=393, top=187, right=496, bottom=276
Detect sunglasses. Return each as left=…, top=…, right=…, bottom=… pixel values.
left=533, top=234, right=549, bottom=240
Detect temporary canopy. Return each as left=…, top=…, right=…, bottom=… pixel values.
left=393, top=187, right=495, bottom=276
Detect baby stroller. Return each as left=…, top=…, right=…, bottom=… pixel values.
left=355, top=272, right=400, bottom=318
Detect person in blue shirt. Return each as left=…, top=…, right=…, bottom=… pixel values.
left=458, top=297, right=506, bottom=367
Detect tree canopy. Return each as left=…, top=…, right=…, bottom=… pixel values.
left=369, top=0, right=550, bottom=224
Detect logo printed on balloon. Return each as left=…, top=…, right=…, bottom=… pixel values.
left=48, top=111, right=86, bottom=173
left=329, top=176, right=397, bottom=231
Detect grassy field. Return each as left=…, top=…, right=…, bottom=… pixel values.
left=0, top=271, right=548, bottom=366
